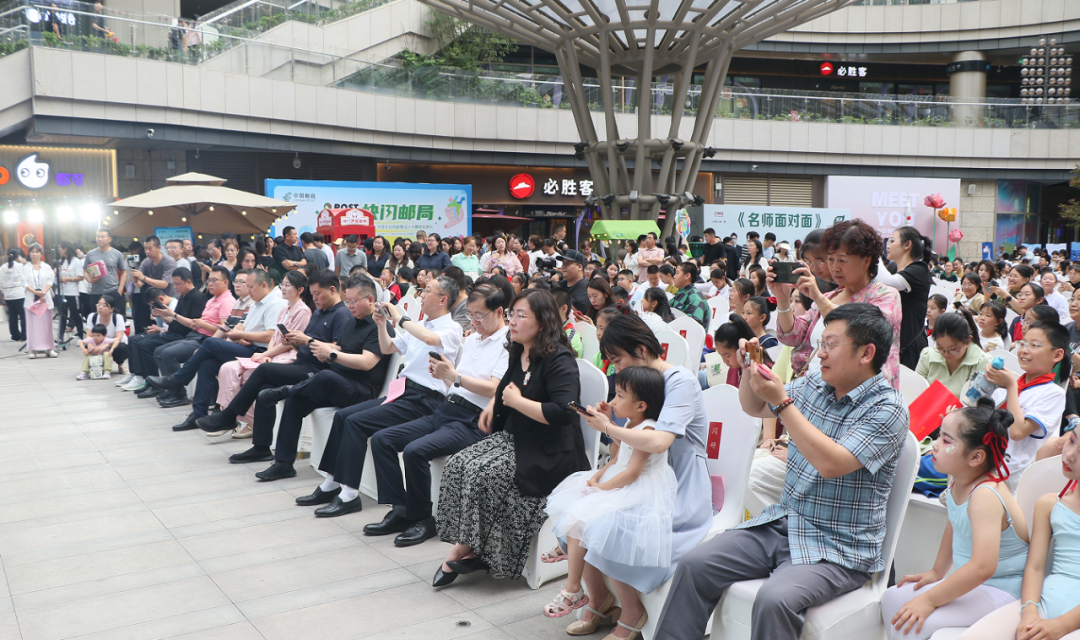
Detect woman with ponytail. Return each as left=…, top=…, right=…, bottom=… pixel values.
left=880, top=226, right=934, bottom=369
left=881, top=397, right=1030, bottom=640
left=640, top=287, right=675, bottom=331
left=1, top=248, right=27, bottom=341
left=916, top=308, right=993, bottom=398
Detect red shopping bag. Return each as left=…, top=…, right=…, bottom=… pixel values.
left=907, top=380, right=960, bottom=441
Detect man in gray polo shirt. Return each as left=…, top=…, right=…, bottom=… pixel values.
left=84, top=228, right=128, bottom=307
left=336, top=235, right=367, bottom=276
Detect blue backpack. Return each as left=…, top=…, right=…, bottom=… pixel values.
left=913, top=453, right=948, bottom=498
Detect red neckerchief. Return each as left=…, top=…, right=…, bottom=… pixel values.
left=1017, top=372, right=1057, bottom=394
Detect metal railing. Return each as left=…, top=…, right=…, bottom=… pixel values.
left=1, top=0, right=1074, bottom=130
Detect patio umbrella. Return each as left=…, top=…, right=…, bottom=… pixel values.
left=103, top=172, right=295, bottom=238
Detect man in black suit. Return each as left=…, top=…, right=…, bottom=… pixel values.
left=723, top=236, right=741, bottom=282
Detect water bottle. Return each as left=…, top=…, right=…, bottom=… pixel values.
left=963, top=357, right=1005, bottom=406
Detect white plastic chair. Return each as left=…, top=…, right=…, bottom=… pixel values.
left=898, top=365, right=930, bottom=406
left=671, top=308, right=687, bottom=319
left=632, top=384, right=760, bottom=640
left=522, top=359, right=609, bottom=590
left=654, top=330, right=689, bottom=370
left=397, top=295, right=423, bottom=321
left=894, top=494, right=949, bottom=580
left=713, top=432, right=920, bottom=640
left=669, top=316, right=706, bottom=373
left=988, top=349, right=1022, bottom=375
left=1004, top=308, right=1018, bottom=327
left=707, top=296, right=730, bottom=334
left=577, top=322, right=600, bottom=364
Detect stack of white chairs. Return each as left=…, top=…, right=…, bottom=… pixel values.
left=668, top=316, right=706, bottom=373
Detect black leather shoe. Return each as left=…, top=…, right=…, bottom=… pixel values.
left=146, top=375, right=184, bottom=392
left=295, top=486, right=341, bottom=506
left=394, top=517, right=437, bottom=547
left=255, top=461, right=296, bottom=482
left=172, top=413, right=200, bottom=432
left=197, top=412, right=235, bottom=433
left=446, top=557, right=490, bottom=574
left=432, top=566, right=458, bottom=588
left=136, top=386, right=162, bottom=399
left=158, top=391, right=191, bottom=408
left=257, top=385, right=292, bottom=405
left=363, top=511, right=410, bottom=536
left=314, top=495, right=364, bottom=518
left=228, top=446, right=274, bottom=464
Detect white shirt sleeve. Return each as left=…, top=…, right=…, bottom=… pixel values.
left=873, top=258, right=911, bottom=292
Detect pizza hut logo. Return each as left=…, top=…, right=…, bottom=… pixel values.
left=820, top=62, right=834, bottom=76
left=509, top=174, right=535, bottom=199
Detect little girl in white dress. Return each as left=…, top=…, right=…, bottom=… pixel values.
left=541, top=366, right=677, bottom=619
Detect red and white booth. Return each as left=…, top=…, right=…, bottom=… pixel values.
left=316, top=207, right=376, bottom=245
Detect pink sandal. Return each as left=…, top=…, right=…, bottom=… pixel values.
left=544, top=588, right=589, bottom=618
left=540, top=544, right=567, bottom=564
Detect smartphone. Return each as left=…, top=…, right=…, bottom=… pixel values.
left=771, top=262, right=800, bottom=285
left=428, top=351, right=443, bottom=361
left=567, top=400, right=591, bottom=415
left=744, top=342, right=763, bottom=367
left=277, top=323, right=289, bottom=334
left=378, top=305, right=393, bottom=320
left=151, top=301, right=166, bottom=310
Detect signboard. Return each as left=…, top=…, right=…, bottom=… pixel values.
left=1071, top=243, right=1080, bottom=262
left=702, top=205, right=851, bottom=244
left=825, top=176, right=962, bottom=252
left=982, top=242, right=994, bottom=260
left=264, top=180, right=471, bottom=242
left=154, top=226, right=193, bottom=245
left=0, top=146, right=117, bottom=198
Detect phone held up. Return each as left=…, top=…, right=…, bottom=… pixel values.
left=771, top=262, right=800, bottom=285
left=744, top=341, right=763, bottom=368
left=567, top=400, right=591, bottom=415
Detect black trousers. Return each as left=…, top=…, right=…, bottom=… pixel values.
left=369, top=401, right=484, bottom=521
left=63, top=295, right=84, bottom=338
left=128, top=332, right=182, bottom=376
left=260, top=370, right=377, bottom=464
left=78, top=292, right=92, bottom=319
left=5, top=298, right=25, bottom=341
left=132, top=290, right=151, bottom=334
left=226, top=361, right=322, bottom=438
left=112, top=341, right=129, bottom=365
left=318, top=388, right=445, bottom=490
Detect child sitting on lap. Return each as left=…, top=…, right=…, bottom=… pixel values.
left=880, top=397, right=1029, bottom=640
left=541, top=366, right=676, bottom=627
left=76, top=323, right=114, bottom=381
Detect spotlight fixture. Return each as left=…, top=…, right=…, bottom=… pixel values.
left=628, top=191, right=639, bottom=203
left=28, top=208, right=43, bottom=223
left=702, top=147, right=717, bottom=158
left=668, top=138, right=684, bottom=151
left=81, top=205, right=100, bottom=221
left=3, top=209, right=17, bottom=225
left=600, top=194, right=617, bottom=205
left=615, top=140, right=630, bottom=152
left=1022, top=37, right=1073, bottom=104
left=653, top=193, right=671, bottom=205
left=57, top=206, right=74, bottom=222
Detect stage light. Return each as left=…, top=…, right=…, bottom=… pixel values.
left=81, top=205, right=100, bottom=222
left=181, top=216, right=187, bottom=222
left=57, top=206, right=74, bottom=222
left=3, top=210, right=17, bottom=225
left=28, top=209, right=43, bottom=223
left=209, top=206, right=215, bottom=211
left=148, top=210, right=154, bottom=215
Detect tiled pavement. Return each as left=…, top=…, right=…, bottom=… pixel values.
left=0, top=332, right=573, bottom=640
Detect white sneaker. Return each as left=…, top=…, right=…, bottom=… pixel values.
left=122, top=377, right=146, bottom=391
left=47, top=350, right=58, bottom=358
left=115, top=373, right=134, bottom=387
left=28, top=351, right=37, bottom=359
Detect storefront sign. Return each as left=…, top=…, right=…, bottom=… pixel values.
left=155, top=227, right=193, bottom=245
left=825, top=176, right=961, bottom=251
left=509, top=174, right=535, bottom=199
left=265, top=180, right=471, bottom=241
left=820, top=63, right=868, bottom=77
left=982, top=242, right=994, bottom=260
left=702, top=205, right=851, bottom=243
left=0, top=146, right=116, bottom=198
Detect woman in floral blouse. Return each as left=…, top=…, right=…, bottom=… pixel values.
left=481, top=236, right=523, bottom=277
left=769, top=220, right=902, bottom=388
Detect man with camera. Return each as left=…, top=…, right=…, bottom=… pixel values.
left=556, top=249, right=591, bottom=315
left=295, top=275, right=463, bottom=518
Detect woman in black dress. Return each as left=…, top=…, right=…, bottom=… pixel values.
left=881, top=226, right=933, bottom=370
left=434, top=289, right=587, bottom=585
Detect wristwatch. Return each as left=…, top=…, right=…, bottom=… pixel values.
left=454, top=374, right=462, bottom=387
left=330, top=351, right=339, bottom=362
left=398, top=316, right=410, bottom=328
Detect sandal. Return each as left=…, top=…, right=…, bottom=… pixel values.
left=543, top=588, right=589, bottom=618
left=540, top=544, right=567, bottom=564
left=232, top=423, right=253, bottom=439
left=602, top=611, right=648, bottom=640
left=566, top=593, right=621, bottom=636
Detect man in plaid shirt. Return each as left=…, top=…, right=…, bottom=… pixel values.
left=670, top=262, right=709, bottom=329
left=655, top=303, right=908, bottom=640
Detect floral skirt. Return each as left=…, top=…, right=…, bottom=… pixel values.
left=436, top=431, right=547, bottom=579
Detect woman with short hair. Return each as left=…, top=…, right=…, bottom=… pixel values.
left=23, top=244, right=56, bottom=358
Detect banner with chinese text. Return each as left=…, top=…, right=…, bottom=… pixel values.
left=264, top=180, right=471, bottom=242
left=702, top=205, right=851, bottom=244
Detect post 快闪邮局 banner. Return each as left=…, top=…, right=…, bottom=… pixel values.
left=264, top=180, right=472, bottom=241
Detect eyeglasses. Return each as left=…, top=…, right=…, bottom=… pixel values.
left=418, top=288, right=442, bottom=297
left=344, top=298, right=364, bottom=307
left=468, top=309, right=496, bottom=323
left=505, top=310, right=533, bottom=321
left=1015, top=340, right=1048, bottom=351
left=935, top=345, right=965, bottom=356
left=816, top=339, right=853, bottom=354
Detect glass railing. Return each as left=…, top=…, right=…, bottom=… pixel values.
left=195, top=0, right=395, bottom=43
left=1, top=0, right=1075, bottom=130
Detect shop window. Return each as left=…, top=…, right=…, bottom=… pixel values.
left=722, top=176, right=813, bottom=207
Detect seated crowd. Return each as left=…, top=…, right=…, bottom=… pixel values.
left=52, top=221, right=1080, bottom=640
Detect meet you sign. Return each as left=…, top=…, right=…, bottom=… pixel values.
left=825, top=176, right=961, bottom=252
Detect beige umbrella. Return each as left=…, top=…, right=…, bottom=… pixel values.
left=103, top=173, right=295, bottom=238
